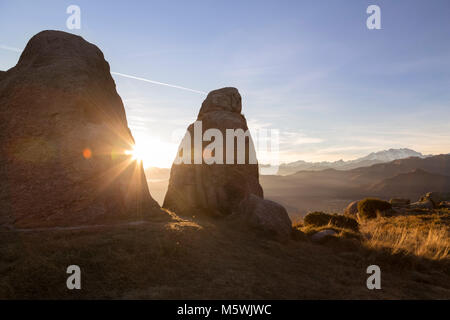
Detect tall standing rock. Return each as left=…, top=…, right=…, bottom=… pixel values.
left=163, top=87, right=292, bottom=240
left=164, top=87, right=263, bottom=216
left=0, top=30, right=162, bottom=227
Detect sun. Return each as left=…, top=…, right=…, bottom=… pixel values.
left=124, top=136, right=178, bottom=169
left=125, top=145, right=145, bottom=163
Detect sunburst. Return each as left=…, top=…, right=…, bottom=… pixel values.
left=124, top=145, right=144, bottom=163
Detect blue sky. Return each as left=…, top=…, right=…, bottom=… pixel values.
left=1, top=0, right=450, bottom=167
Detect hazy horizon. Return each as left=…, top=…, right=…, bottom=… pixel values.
left=2, top=0, right=450, bottom=168
left=146, top=147, right=448, bottom=169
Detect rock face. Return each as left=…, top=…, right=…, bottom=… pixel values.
left=0, top=31, right=161, bottom=227
left=163, top=87, right=291, bottom=239
left=164, top=87, right=263, bottom=217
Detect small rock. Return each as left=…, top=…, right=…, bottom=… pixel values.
left=311, top=229, right=337, bottom=242
left=419, top=192, right=450, bottom=208
left=410, top=200, right=434, bottom=210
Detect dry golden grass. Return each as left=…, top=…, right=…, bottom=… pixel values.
left=1, top=211, right=449, bottom=299
left=296, top=223, right=362, bottom=242
left=360, top=212, right=450, bottom=261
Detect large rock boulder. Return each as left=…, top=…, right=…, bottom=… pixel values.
left=163, top=87, right=263, bottom=217
left=0, top=31, right=162, bottom=228
left=0, top=71, right=5, bottom=82
left=234, top=194, right=293, bottom=241
left=163, top=87, right=291, bottom=239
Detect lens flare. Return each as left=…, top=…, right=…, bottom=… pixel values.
left=125, top=145, right=144, bottom=163
left=83, top=148, right=92, bottom=159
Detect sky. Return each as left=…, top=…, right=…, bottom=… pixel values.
left=1, top=0, right=450, bottom=167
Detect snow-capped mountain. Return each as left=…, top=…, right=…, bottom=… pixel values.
left=266, top=148, right=427, bottom=175
left=356, top=148, right=424, bottom=162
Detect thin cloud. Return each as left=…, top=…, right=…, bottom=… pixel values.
left=280, top=131, right=324, bottom=145
left=111, top=72, right=207, bottom=95
left=0, top=45, right=22, bottom=53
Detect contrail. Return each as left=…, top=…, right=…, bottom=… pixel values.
left=0, top=45, right=206, bottom=95
left=111, top=71, right=207, bottom=95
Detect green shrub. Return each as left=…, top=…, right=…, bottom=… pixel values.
left=304, top=211, right=359, bottom=232
left=358, top=198, right=392, bottom=220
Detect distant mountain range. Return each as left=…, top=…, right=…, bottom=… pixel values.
left=368, top=168, right=450, bottom=199
left=264, top=148, right=428, bottom=175
left=144, top=149, right=450, bottom=215
left=260, top=154, right=450, bottom=217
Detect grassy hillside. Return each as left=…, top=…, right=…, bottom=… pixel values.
left=361, top=211, right=450, bottom=261
left=1, top=210, right=449, bottom=299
